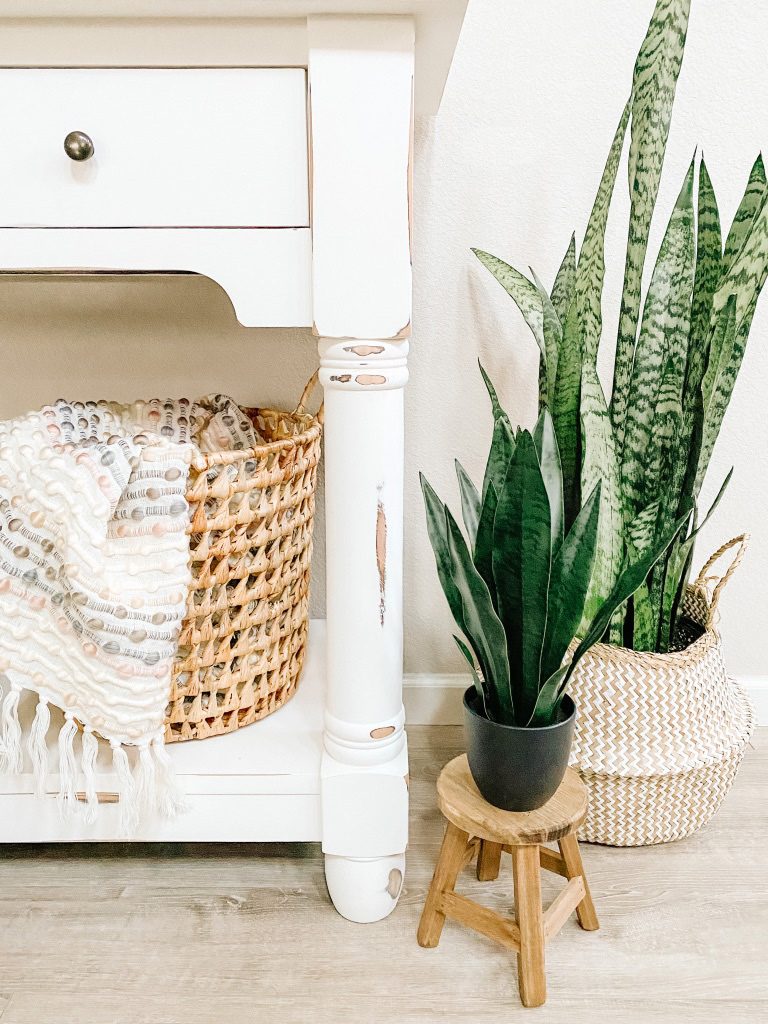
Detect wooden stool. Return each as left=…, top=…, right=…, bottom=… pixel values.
left=417, top=755, right=599, bottom=1007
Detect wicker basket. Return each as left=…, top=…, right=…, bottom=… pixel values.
left=567, top=535, right=754, bottom=846
left=165, top=375, right=323, bottom=743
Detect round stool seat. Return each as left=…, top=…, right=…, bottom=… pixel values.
left=437, top=755, right=588, bottom=845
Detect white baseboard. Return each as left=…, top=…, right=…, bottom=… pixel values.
left=404, top=673, right=768, bottom=727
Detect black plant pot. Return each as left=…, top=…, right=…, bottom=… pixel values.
left=463, top=688, right=576, bottom=812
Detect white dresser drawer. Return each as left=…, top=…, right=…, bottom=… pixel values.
left=0, top=68, right=309, bottom=227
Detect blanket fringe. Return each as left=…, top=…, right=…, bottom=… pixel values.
left=111, top=742, right=139, bottom=835
left=152, top=738, right=189, bottom=817
left=80, top=727, right=99, bottom=825
left=57, top=714, right=78, bottom=817
left=27, top=698, right=51, bottom=797
left=1, top=683, right=23, bottom=774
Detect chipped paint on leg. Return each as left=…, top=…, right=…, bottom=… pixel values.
left=344, top=344, right=386, bottom=357
left=376, top=488, right=387, bottom=627
left=330, top=374, right=352, bottom=383
left=356, top=374, right=387, bottom=386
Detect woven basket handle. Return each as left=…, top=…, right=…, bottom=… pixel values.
left=694, top=533, right=749, bottom=627
left=294, top=372, right=324, bottom=425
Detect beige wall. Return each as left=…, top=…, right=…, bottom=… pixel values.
left=1, top=0, right=765, bottom=679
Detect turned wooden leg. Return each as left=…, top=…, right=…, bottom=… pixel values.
left=417, top=822, right=470, bottom=948
left=476, top=840, right=503, bottom=881
left=558, top=833, right=599, bottom=931
left=512, top=845, right=546, bottom=1008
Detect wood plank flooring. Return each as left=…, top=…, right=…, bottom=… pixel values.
left=0, top=727, right=765, bottom=1023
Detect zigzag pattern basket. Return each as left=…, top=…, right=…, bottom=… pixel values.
left=567, top=536, right=755, bottom=846
left=165, top=375, right=322, bottom=743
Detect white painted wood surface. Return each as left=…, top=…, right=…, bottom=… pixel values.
left=0, top=69, right=309, bottom=228
left=309, top=16, right=413, bottom=340
left=0, top=1, right=469, bottom=115
left=0, top=227, right=312, bottom=326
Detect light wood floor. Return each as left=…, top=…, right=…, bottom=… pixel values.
left=0, top=728, right=765, bottom=1024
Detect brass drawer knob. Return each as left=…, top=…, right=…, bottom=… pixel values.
left=63, top=130, right=95, bottom=162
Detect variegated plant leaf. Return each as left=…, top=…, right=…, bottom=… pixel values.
left=552, top=299, right=583, bottom=529
left=579, top=362, right=624, bottom=628
left=533, top=407, right=564, bottom=551
left=685, top=158, right=723, bottom=409
left=455, top=459, right=480, bottom=544
left=479, top=360, right=511, bottom=424
left=550, top=233, right=577, bottom=326
left=612, top=0, right=692, bottom=453
left=454, top=635, right=487, bottom=714
left=696, top=193, right=768, bottom=495
left=620, top=160, right=695, bottom=518
left=627, top=498, right=661, bottom=554
left=723, top=153, right=767, bottom=273
left=576, top=98, right=631, bottom=366
left=472, top=249, right=546, bottom=360
left=531, top=268, right=562, bottom=410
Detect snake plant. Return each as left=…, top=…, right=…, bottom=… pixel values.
left=420, top=369, right=688, bottom=727
left=473, top=0, right=767, bottom=652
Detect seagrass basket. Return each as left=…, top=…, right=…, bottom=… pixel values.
left=165, top=375, right=323, bottom=743
left=567, top=535, right=754, bottom=846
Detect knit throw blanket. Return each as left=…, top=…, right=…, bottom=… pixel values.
left=0, top=396, right=265, bottom=830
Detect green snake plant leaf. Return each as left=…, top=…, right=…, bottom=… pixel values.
left=533, top=408, right=564, bottom=551
left=696, top=197, right=768, bottom=492
left=474, top=481, right=499, bottom=603
left=455, top=460, right=480, bottom=545
left=421, top=473, right=502, bottom=715
left=723, top=153, right=767, bottom=274
left=576, top=98, right=632, bottom=366
left=531, top=268, right=562, bottom=409
left=696, top=295, right=741, bottom=493
left=579, top=362, right=624, bottom=627
left=612, top=0, right=692, bottom=453
left=550, top=233, right=577, bottom=326
left=552, top=300, right=583, bottom=529
left=685, top=158, right=723, bottom=405
left=479, top=360, right=511, bottom=425
left=481, top=408, right=516, bottom=507
left=539, top=481, right=601, bottom=684
left=472, top=250, right=546, bottom=361
left=454, top=634, right=487, bottom=715
left=566, top=506, right=694, bottom=681
left=444, top=507, right=513, bottom=723
left=620, top=159, right=695, bottom=517
left=661, top=468, right=732, bottom=646
left=492, top=432, right=553, bottom=725
left=630, top=579, right=658, bottom=652
left=627, top=498, right=661, bottom=555
left=528, top=665, right=570, bottom=727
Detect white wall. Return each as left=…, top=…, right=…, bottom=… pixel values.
left=0, top=0, right=765, bottom=680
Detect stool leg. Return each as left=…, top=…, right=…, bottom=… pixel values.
left=417, top=822, right=471, bottom=948
left=558, top=834, right=599, bottom=931
left=511, top=845, right=546, bottom=1008
left=476, top=840, right=503, bottom=881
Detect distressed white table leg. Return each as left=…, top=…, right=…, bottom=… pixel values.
left=319, top=339, right=409, bottom=923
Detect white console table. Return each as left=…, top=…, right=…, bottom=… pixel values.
left=0, top=2, right=467, bottom=923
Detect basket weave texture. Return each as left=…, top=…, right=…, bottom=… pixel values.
left=165, top=377, right=322, bottom=743
left=567, top=536, right=754, bottom=846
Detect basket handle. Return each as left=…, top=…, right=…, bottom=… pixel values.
left=294, top=371, right=324, bottom=425
left=694, top=533, right=749, bottom=627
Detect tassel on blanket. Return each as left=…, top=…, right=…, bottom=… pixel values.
left=136, top=742, right=156, bottom=819
left=27, top=697, right=51, bottom=797
left=57, top=714, right=78, bottom=817
left=56, top=712, right=78, bottom=815
left=111, top=742, right=138, bottom=835
left=80, top=727, right=99, bottom=825
left=152, top=738, right=188, bottom=817
left=1, top=683, right=23, bottom=774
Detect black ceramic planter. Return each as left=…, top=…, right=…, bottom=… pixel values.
left=463, top=688, right=576, bottom=811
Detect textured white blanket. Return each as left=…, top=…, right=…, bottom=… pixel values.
left=0, top=395, right=263, bottom=829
